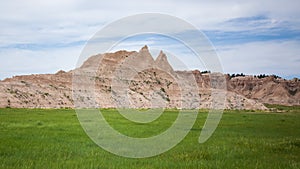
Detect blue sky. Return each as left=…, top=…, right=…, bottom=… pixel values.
left=0, top=0, right=300, bottom=79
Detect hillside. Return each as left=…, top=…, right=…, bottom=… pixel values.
left=0, top=46, right=299, bottom=109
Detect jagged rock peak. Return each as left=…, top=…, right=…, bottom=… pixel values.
left=137, top=45, right=154, bottom=63
left=157, top=50, right=167, bottom=60
left=141, top=45, right=149, bottom=51
left=138, top=45, right=154, bottom=60
left=155, top=50, right=174, bottom=72
left=119, top=45, right=154, bottom=71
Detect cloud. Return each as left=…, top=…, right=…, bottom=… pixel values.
left=218, top=40, right=300, bottom=78
left=0, top=45, right=81, bottom=80
left=0, top=0, right=300, bottom=79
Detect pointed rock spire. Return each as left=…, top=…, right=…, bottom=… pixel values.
left=137, top=45, right=154, bottom=65
left=122, top=45, right=154, bottom=71
left=141, top=45, right=149, bottom=51
left=155, top=50, right=174, bottom=73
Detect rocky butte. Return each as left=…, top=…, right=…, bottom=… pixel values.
left=0, top=46, right=299, bottom=110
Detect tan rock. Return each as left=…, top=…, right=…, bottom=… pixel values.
left=1, top=46, right=298, bottom=109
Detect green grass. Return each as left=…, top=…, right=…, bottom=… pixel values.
left=0, top=108, right=299, bottom=168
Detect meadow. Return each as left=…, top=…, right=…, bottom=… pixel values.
left=0, top=106, right=299, bottom=169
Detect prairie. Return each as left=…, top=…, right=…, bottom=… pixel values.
left=0, top=106, right=299, bottom=168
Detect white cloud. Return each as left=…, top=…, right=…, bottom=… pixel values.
left=0, top=45, right=81, bottom=80
left=218, top=40, right=300, bottom=77
left=0, top=0, right=299, bottom=79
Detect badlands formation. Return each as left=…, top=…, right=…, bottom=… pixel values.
left=0, top=46, right=299, bottom=110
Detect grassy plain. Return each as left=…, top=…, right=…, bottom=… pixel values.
left=0, top=107, right=299, bottom=168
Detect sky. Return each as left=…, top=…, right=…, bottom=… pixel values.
left=0, top=0, right=300, bottom=80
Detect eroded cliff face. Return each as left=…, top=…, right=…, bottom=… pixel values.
left=226, top=76, right=300, bottom=106
left=1, top=46, right=298, bottom=109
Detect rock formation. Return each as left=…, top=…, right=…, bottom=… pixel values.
left=0, top=46, right=299, bottom=110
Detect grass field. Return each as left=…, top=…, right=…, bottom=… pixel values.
left=0, top=107, right=299, bottom=169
